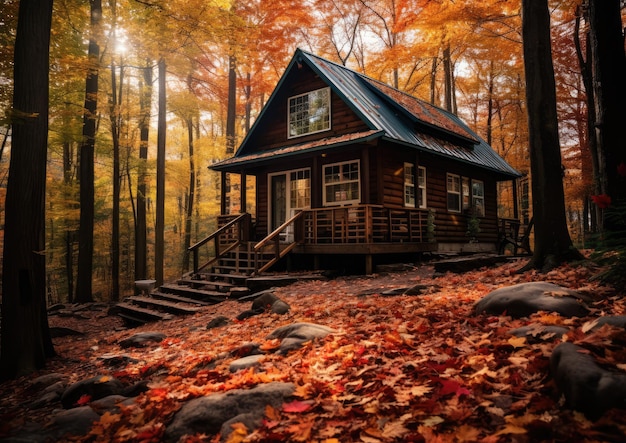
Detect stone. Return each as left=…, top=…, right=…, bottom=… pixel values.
left=587, top=315, right=626, bottom=331
left=49, top=326, right=84, bottom=338
left=236, top=309, right=264, bottom=320
left=268, top=322, right=334, bottom=355
left=229, top=355, right=265, bottom=372
left=550, top=342, right=626, bottom=420
left=164, top=382, right=295, bottom=442
left=230, top=342, right=263, bottom=358
left=61, top=375, right=126, bottom=409
left=31, top=373, right=68, bottom=390
left=251, top=291, right=280, bottom=311
left=270, top=300, right=290, bottom=314
left=90, top=395, right=136, bottom=414
left=48, top=406, right=100, bottom=438
left=119, top=331, right=166, bottom=348
left=207, top=315, right=231, bottom=329
left=474, top=282, right=590, bottom=318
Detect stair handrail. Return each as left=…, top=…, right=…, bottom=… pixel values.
left=253, top=210, right=305, bottom=274
left=188, top=213, right=250, bottom=274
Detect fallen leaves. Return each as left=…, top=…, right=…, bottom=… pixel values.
left=4, top=259, right=626, bottom=442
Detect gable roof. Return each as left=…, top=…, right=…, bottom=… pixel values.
left=212, top=49, right=520, bottom=179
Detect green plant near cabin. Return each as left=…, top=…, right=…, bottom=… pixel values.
left=466, top=215, right=481, bottom=242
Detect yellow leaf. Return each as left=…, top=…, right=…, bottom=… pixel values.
left=508, top=336, right=527, bottom=348
left=225, top=423, right=248, bottom=443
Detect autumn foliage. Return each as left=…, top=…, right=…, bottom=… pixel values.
left=2, top=259, right=626, bottom=441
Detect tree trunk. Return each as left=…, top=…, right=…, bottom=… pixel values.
left=135, top=62, right=152, bottom=283
left=442, top=43, right=453, bottom=113
left=226, top=54, right=237, bottom=155
left=109, top=59, right=123, bottom=302
left=519, top=0, right=583, bottom=272
left=76, top=0, right=101, bottom=303
left=155, top=58, right=166, bottom=286
left=0, top=0, right=55, bottom=379
left=182, top=117, right=195, bottom=272
left=588, top=0, right=626, bottom=210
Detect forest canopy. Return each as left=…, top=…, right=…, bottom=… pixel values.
left=0, top=0, right=624, bottom=302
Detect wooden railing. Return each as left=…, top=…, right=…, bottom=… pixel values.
left=187, top=213, right=251, bottom=274
left=301, top=205, right=431, bottom=244
left=253, top=211, right=305, bottom=274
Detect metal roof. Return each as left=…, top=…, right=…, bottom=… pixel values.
left=212, top=49, right=520, bottom=179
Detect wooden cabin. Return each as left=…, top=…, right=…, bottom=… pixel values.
left=199, top=49, right=521, bottom=275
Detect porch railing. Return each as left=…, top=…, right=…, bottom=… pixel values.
left=301, top=205, right=431, bottom=244
left=253, top=210, right=305, bottom=274
left=187, top=213, right=251, bottom=275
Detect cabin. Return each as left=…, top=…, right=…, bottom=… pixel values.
left=197, top=49, right=522, bottom=276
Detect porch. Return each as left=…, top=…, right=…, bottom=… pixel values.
left=189, top=205, right=437, bottom=276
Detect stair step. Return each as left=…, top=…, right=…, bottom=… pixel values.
left=158, top=283, right=228, bottom=302
left=151, top=291, right=215, bottom=306
left=126, top=295, right=200, bottom=315
left=177, top=277, right=234, bottom=291
left=115, top=302, right=174, bottom=322
left=197, top=272, right=249, bottom=283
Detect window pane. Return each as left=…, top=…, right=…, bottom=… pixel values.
left=289, top=88, right=330, bottom=138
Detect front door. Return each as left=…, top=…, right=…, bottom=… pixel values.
left=269, top=168, right=311, bottom=241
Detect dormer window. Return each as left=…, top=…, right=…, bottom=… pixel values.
left=288, top=87, right=331, bottom=138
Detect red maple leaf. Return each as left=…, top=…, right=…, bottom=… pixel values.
left=438, top=378, right=471, bottom=397
left=282, top=400, right=312, bottom=413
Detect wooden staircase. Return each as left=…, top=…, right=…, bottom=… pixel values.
left=113, top=213, right=303, bottom=326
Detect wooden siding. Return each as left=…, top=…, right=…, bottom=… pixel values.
left=243, top=64, right=370, bottom=152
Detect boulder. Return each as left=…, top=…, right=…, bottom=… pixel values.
left=508, top=324, right=569, bottom=343
left=229, top=355, right=265, bottom=372
left=61, top=376, right=125, bottom=409
left=119, top=331, right=166, bottom=348
left=164, top=382, right=295, bottom=442
left=267, top=322, right=334, bottom=355
left=475, top=282, right=590, bottom=318
left=48, top=406, right=100, bottom=438
left=207, top=315, right=231, bottom=329
left=550, top=342, right=626, bottom=420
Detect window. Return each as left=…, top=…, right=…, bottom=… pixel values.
left=472, top=180, right=485, bottom=217
left=404, top=163, right=415, bottom=208
left=417, top=166, right=427, bottom=208
left=290, top=169, right=311, bottom=209
left=288, top=87, right=331, bottom=138
left=447, top=174, right=461, bottom=212
left=462, top=177, right=471, bottom=211
left=404, top=164, right=427, bottom=209
left=323, top=160, right=360, bottom=205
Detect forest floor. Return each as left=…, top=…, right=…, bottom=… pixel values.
left=2, top=256, right=626, bottom=442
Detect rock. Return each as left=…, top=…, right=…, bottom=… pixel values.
left=268, top=322, right=334, bottom=355
left=48, top=406, right=100, bottom=438
left=31, top=373, right=68, bottom=391
left=229, top=355, right=265, bottom=372
left=271, top=300, right=290, bottom=314
left=119, top=331, right=166, bottom=348
left=267, top=322, right=333, bottom=340
left=98, top=353, right=139, bottom=366
left=207, top=315, right=231, bottom=329
left=220, top=412, right=261, bottom=440
left=587, top=315, right=626, bottom=331
left=251, top=292, right=280, bottom=310
left=508, top=324, right=569, bottom=343
left=236, top=309, right=264, bottom=320
left=61, top=376, right=149, bottom=409
left=61, top=375, right=125, bottom=409
left=550, top=342, right=626, bottom=420
left=164, top=382, right=295, bottom=442
left=474, top=282, right=590, bottom=318
left=90, top=395, right=135, bottom=414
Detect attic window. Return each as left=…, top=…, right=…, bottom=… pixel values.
left=288, top=87, right=331, bottom=138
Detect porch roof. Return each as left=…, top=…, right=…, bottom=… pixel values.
left=209, top=129, right=383, bottom=171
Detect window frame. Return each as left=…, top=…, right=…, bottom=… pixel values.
left=417, top=166, right=427, bottom=209
left=322, top=160, right=361, bottom=206
left=404, top=162, right=416, bottom=208
left=287, top=87, right=331, bottom=139
left=472, top=179, right=485, bottom=217
left=447, top=173, right=462, bottom=213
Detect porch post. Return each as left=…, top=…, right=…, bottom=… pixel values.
left=365, top=254, right=373, bottom=275
left=512, top=178, right=519, bottom=219
left=240, top=170, right=247, bottom=213
left=362, top=148, right=370, bottom=204
left=220, top=171, right=227, bottom=214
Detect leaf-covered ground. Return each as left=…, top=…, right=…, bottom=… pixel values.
left=2, top=258, right=626, bottom=442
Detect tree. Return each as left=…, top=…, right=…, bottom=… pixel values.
left=519, top=0, right=583, bottom=272
left=587, top=0, right=626, bottom=211
left=155, top=57, right=166, bottom=286
left=76, top=0, right=102, bottom=303
left=0, top=0, right=55, bottom=379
